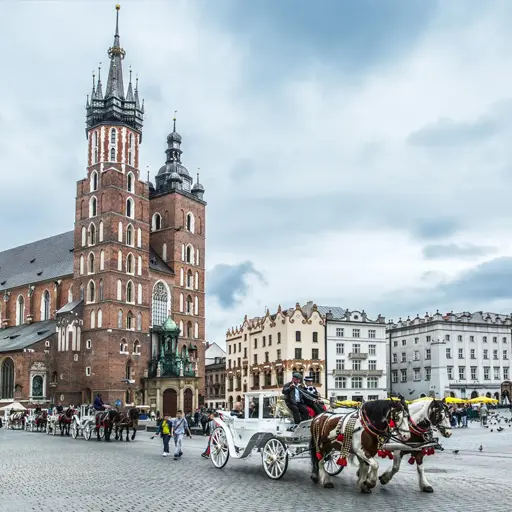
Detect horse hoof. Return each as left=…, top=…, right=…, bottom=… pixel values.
left=379, top=476, right=388, bottom=486
left=360, top=487, right=372, bottom=494
left=422, top=486, right=434, bottom=493
left=310, top=475, right=319, bottom=484
left=323, top=482, right=334, bottom=489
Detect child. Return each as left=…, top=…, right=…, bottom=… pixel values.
left=171, top=410, right=192, bottom=460
left=156, top=414, right=173, bottom=457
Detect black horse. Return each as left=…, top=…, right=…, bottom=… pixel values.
left=115, top=408, right=140, bottom=442
left=95, top=409, right=119, bottom=442
left=58, top=407, right=74, bottom=436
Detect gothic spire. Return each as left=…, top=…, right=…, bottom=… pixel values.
left=126, top=67, right=134, bottom=101
left=95, top=65, right=103, bottom=99
left=105, top=4, right=125, bottom=99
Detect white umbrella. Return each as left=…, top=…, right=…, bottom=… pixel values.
left=0, top=401, right=27, bottom=412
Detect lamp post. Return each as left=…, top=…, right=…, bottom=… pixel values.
left=324, top=310, right=333, bottom=396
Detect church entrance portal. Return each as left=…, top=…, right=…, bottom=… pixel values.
left=163, top=388, right=177, bottom=417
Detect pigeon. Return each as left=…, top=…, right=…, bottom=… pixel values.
left=497, top=427, right=504, bottom=432
left=452, top=450, right=459, bottom=455
left=479, top=445, right=483, bottom=452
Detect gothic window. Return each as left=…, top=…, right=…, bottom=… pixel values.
left=81, top=226, right=87, bottom=246
left=152, top=281, right=169, bottom=327
left=41, top=290, right=50, bottom=321
left=97, top=309, right=103, bottom=328
left=88, top=223, right=96, bottom=245
left=118, top=221, right=123, bottom=242
left=111, top=128, right=117, bottom=144
left=162, top=243, right=167, bottom=262
left=126, top=254, right=134, bottom=274
left=16, top=296, right=24, bottom=326
left=137, top=256, right=142, bottom=276
left=137, top=283, right=142, bottom=304
left=126, top=311, right=134, bottom=330
left=117, top=279, right=122, bottom=300
left=100, top=250, right=105, bottom=270
left=118, top=250, right=123, bottom=271
left=0, top=358, right=14, bottom=399
left=126, top=281, right=134, bottom=303
left=196, top=248, right=200, bottom=266
left=68, top=286, right=73, bottom=303
left=90, top=171, right=98, bottom=192
left=126, top=224, right=134, bottom=246
left=120, top=339, right=128, bottom=352
left=194, top=322, right=199, bottom=339
left=80, top=255, right=85, bottom=275
left=80, top=284, right=84, bottom=300
left=110, top=147, right=116, bottom=161
left=127, top=172, right=134, bottom=193
left=117, top=310, right=123, bottom=329
left=179, top=293, right=184, bottom=313
left=90, top=310, right=96, bottom=329
left=137, top=312, right=142, bottom=331
left=137, top=228, right=142, bottom=248
left=88, top=253, right=95, bottom=273
left=187, top=270, right=193, bottom=288
left=125, top=360, right=132, bottom=380
left=126, top=198, right=134, bottom=219
left=93, top=131, right=99, bottom=163
left=195, top=271, right=199, bottom=290
left=187, top=321, right=192, bottom=338
left=186, top=212, right=195, bottom=233
left=194, top=296, right=199, bottom=315
left=134, top=340, right=140, bottom=354
left=31, top=375, right=43, bottom=398
left=99, top=279, right=104, bottom=301
left=152, top=213, right=162, bottom=231
left=185, top=245, right=194, bottom=264
left=87, top=280, right=96, bottom=303
left=99, top=221, right=104, bottom=242
left=89, top=196, right=97, bottom=217
left=180, top=268, right=184, bottom=286
left=186, top=295, right=193, bottom=314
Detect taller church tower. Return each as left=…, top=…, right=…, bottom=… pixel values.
left=73, top=5, right=150, bottom=403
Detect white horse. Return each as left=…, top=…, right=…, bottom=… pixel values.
left=379, top=398, right=452, bottom=492
left=310, top=399, right=411, bottom=493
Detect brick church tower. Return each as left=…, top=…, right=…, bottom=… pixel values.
left=73, top=5, right=150, bottom=404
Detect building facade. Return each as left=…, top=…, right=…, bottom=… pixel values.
left=204, top=343, right=226, bottom=410
left=0, top=6, right=207, bottom=416
left=224, top=302, right=326, bottom=408
left=388, top=311, right=512, bottom=402
left=326, top=310, right=388, bottom=402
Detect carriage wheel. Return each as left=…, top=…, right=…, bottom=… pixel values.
left=324, top=451, right=344, bottom=476
left=209, top=428, right=230, bottom=469
left=84, top=425, right=91, bottom=441
left=71, top=424, right=78, bottom=439
left=262, top=438, right=289, bottom=480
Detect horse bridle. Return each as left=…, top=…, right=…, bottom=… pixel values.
left=428, top=400, right=450, bottom=436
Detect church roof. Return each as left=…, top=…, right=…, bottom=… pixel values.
left=0, top=320, right=57, bottom=353
left=0, top=231, right=74, bottom=293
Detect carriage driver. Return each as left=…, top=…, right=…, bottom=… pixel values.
left=282, top=372, right=310, bottom=426
left=93, top=393, right=105, bottom=411
left=302, top=376, right=325, bottom=416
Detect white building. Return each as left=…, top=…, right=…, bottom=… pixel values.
left=388, top=311, right=511, bottom=402
left=326, top=310, right=388, bottom=402
left=204, top=342, right=226, bottom=409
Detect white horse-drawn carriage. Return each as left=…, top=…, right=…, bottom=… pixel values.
left=209, top=391, right=349, bottom=480
left=71, top=404, right=104, bottom=440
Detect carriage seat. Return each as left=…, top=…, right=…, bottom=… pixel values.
left=276, top=396, right=316, bottom=420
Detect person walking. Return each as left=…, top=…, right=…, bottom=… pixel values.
left=156, top=414, right=173, bottom=457
left=171, top=410, right=192, bottom=460
left=479, top=403, right=488, bottom=427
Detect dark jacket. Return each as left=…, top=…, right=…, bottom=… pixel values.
left=93, top=395, right=104, bottom=411
left=282, top=382, right=303, bottom=405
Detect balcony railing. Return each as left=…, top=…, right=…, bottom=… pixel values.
left=147, top=358, right=195, bottom=379
left=332, top=369, right=383, bottom=377
left=348, top=352, right=368, bottom=360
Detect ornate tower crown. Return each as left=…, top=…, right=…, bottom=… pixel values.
left=85, top=4, right=144, bottom=137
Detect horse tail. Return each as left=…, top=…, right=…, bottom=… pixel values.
left=309, top=419, right=319, bottom=472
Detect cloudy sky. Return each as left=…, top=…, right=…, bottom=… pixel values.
left=2, top=1, right=512, bottom=345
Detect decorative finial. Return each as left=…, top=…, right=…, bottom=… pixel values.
left=129, top=66, right=132, bottom=83
left=92, top=71, right=96, bottom=87
left=116, top=3, right=121, bottom=10
left=135, top=74, right=139, bottom=89
left=197, top=168, right=200, bottom=183
left=173, top=110, right=178, bottom=131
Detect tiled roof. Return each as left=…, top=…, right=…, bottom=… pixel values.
left=149, top=246, right=174, bottom=275
left=0, top=320, right=57, bottom=353
left=56, top=300, right=83, bottom=315
left=0, top=232, right=74, bottom=293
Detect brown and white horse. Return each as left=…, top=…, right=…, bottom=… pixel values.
left=58, top=407, right=74, bottom=436
left=35, top=410, right=48, bottom=432
left=379, top=398, right=452, bottom=492
left=114, top=408, right=140, bottom=442
left=309, top=399, right=410, bottom=493
left=95, top=409, right=120, bottom=442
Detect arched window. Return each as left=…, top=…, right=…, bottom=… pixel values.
left=31, top=375, right=43, bottom=398
left=126, top=254, right=134, bottom=274
left=127, top=171, right=134, bottom=193
left=187, top=321, right=192, bottom=338
left=134, top=340, right=140, bottom=355
left=99, top=221, right=104, bottom=242
left=118, top=250, right=123, bottom=271
left=118, top=221, right=123, bottom=242
left=152, top=213, right=162, bottom=231
left=80, top=255, right=85, bottom=275
left=81, top=226, right=87, bottom=246
left=162, top=243, right=167, bottom=262
left=93, top=131, right=99, bottom=164
left=196, top=248, right=200, bottom=266
left=126, top=224, right=134, bottom=246
left=186, top=295, right=193, bottom=314
left=90, top=171, right=98, bottom=192
left=97, top=309, right=103, bottom=328
left=126, top=311, right=134, bottom=329
left=89, top=196, right=97, bottom=217
left=137, top=312, right=142, bottom=331
left=125, top=360, right=132, bottom=380
left=110, top=146, right=116, bottom=162
left=186, top=212, right=195, bottom=233
left=41, top=290, right=51, bottom=321
left=186, top=245, right=193, bottom=264
left=16, top=296, right=24, bottom=326
left=88, top=253, right=95, bottom=273
left=87, top=280, right=96, bottom=303
left=152, top=281, right=169, bottom=327
left=117, top=310, right=123, bottom=329
left=68, top=286, right=73, bottom=303
left=137, top=283, right=142, bottom=304
left=128, top=134, right=133, bottom=166
left=100, top=250, right=105, bottom=270
left=99, top=279, right=104, bottom=301
left=120, top=339, right=128, bottom=352
left=90, top=309, right=96, bottom=329
left=137, top=256, right=142, bottom=276
left=88, top=223, right=96, bottom=245
left=194, top=322, right=199, bottom=339
left=80, top=284, right=84, bottom=300
left=194, top=296, right=199, bottom=315
left=195, top=271, right=199, bottom=290
left=187, top=270, right=193, bottom=288
left=111, top=128, right=117, bottom=144
left=117, top=279, right=122, bottom=300
left=126, top=198, right=134, bottom=219
left=137, top=228, right=142, bottom=248
left=179, top=293, right=184, bottom=313
left=180, top=268, right=184, bottom=286
left=126, top=281, right=134, bottom=303
left=0, top=358, right=14, bottom=399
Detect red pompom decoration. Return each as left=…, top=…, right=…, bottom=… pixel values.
left=389, top=419, right=395, bottom=428
left=336, top=434, right=344, bottom=442
left=422, top=448, right=428, bottom=455
left=336, top=457, right=348, bottom=466
left=388, top=453, right=394, bottom=460
left=408, top=456, right=415, bottom=465
left=316, top=452, right=323, bottom=461
left=429, top=448, right=435, bottom=455
left=377, top=450, right=384, bottom=457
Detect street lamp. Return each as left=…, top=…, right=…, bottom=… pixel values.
left=324, top=310, right=333, bottom=395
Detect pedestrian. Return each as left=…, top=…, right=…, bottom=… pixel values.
left=479, top=403, right=488, bottom=427
left=201, top=412, right=218, bottom=458
left=156, top=414, right=173, bottom=457
left=171, top=410, right=192, bottom=460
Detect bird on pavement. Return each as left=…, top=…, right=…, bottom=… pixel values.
left=479, top=445, right=483, bottom=452
left=452, top=449, right=459, bottom=455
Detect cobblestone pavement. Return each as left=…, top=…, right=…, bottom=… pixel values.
left=1, top=416, right=511, bottom=512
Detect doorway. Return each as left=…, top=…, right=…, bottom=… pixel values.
left=163, top=388, right=178, bottom=417
left=183, top=388, right=193, bottom=414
